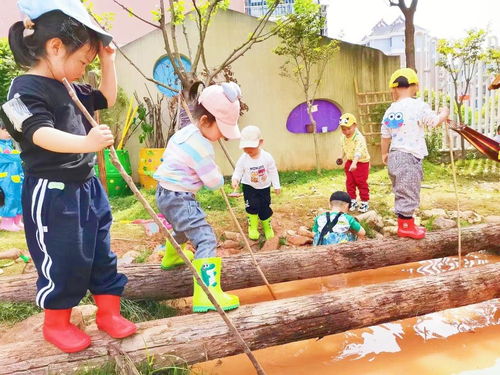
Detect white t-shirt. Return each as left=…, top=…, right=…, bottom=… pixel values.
left=381, top=97, right=440, bottom=159
left=232, top=150, right=281, bottom=189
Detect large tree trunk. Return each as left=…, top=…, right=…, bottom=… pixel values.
left=403, top=10, right=416, bottom=70
left=1, top=224, right=498, bottom=303
left=1, top=263, right=499, bottom=375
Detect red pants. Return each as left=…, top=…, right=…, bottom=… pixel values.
left=345, top=160, right=370, bottom=201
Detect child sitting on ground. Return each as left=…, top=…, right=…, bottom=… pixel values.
left=312, top=191, right=366, bottom=245
left=381, top=68, right=449, bottom=239
left=154, top=82, right=242, bottom=313
left=231, top=125, right=281, bottom=240
left=0, top=117, right=24, bottom=231
left=338, top=113, right=371, bottom=213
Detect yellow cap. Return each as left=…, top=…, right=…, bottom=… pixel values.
left=339, top=113, right=357, bottom=127
left=389, top=68, right=419, bottom=88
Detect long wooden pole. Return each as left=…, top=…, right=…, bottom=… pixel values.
left=3, top=224, right=498, bottom=303
left=446, top=120, right=462, bottom=268
left=62, top=78, right=267, bottom=375
left=3, top=263, right=499, bottom=374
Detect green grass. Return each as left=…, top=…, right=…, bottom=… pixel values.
left=135, top=249, right=154, bottom=263
left=0, top=302, right=41, bottom=324
left=76, top=357, right=190, bottom=375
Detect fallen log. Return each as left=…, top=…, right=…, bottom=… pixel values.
left=1, top=224, right=498, bottom=303
left=1, top=263, right=499, bottom=375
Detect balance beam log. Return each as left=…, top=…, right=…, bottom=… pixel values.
left=1, top=263, right=499, bottom=374
left=0, top=224, right=498, bottom=303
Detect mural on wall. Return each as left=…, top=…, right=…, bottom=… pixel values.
left=153, top=55, right=192, bottom=97
left=286, top=99, right=342, bottom=134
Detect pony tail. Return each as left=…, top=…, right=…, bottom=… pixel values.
left=8, top=21, right=36, bottom=69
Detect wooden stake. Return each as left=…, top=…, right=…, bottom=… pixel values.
left=62, top=78, right=267, bottom=375
left=445, top=120, right=462, bottom=268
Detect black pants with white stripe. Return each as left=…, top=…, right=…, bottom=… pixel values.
left=22, top=176, right=127, bottom=309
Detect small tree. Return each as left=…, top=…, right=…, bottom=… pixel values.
left=273, top=0, right=338, bottom=174
left=436, top=29, right=487, bottom=156
left=389, top=0, right=418, bottom=70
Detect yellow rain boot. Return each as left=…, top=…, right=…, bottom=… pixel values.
left=261, top=218, right=275, bottom=240
left=192, top=257, right=239, bottom=313
left=247, top=214, right=260, bottom=240
left=161, top=240, right=194, bottom=270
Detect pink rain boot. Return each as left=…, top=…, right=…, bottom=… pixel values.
left=14, top=214, right=24, bottom=230
left=0, top=217, right=21, bottom=232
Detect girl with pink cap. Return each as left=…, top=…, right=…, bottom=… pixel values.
left=154, top=82, right=242, bottom=312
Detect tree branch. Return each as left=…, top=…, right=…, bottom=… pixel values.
left=207, top=1, right=282, bottom=82
left=112, top=0, right=160, bottom=28
left=89, top=11, right=179, bottom=93
left=159, top=0, right=188, bottom=89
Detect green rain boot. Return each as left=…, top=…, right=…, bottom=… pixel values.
left=261, top=218, right=275, bottom=240
left=161, top=240, right=194, bottom=270
left=247, top=214, right=260, bottom=240
left=192, top=257, right=240, bottom=313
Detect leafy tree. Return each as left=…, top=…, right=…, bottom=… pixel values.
left=105, top=0, right=283, bottom=100
left=485, top=47, right=500, bottom=74
left=273, top=0, right=338, bottom=174
left=0, top=39, right=22, bottom=103
left=436, top=29, right=487, bottom=156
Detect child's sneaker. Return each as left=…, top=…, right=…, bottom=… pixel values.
left=358, top=201, right=369, bottom=213
left=349, top=199, right=358, bottom=211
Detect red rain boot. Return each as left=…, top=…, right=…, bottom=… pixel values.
left=93, top=295, right=137, bottom=338
left=397, top=217, right=426, bottom=239
left=43, top=309, right=91, bottom=353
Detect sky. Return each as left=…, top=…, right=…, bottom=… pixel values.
left=326, top=0, right=500, bottom=45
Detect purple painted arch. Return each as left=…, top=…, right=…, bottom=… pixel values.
left=286, top=99, right=342, bottom=134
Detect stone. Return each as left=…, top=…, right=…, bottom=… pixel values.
left=286, top=230, right=297, bottom=236
left=383, top=226, right=398, bottom=236
left=421, top=209, right=447, bottom=219
left=217, top=248, right=241, bottom=257
left=448, top=210, right=483, bottom=224
left=384, top=218, right=397, bottom=226
left=261, top=236, right=281, bottom=251
left=374, top=232, right=384, bottom=240
left=287, top=235, right=313, bottom=247
left=297, top=226, right=314, bottom=239
left=355, top=210, right=384, bottom=231
left=147, top=252, right=164, bottom=264
left=221, top=240, right=242, bottom=249
left=223, top=231, right=242, bottom=242
left=484, top=215, right=500, bottom=224
left=433, top=217, right=457, bottom=230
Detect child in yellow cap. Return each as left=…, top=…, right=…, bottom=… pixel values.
left=381, top=68, right=449, bottom=239
left=338, top=113, right=371, bottom=213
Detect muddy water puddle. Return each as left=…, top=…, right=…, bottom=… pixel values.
left=193, top=252, right=500, bottom=374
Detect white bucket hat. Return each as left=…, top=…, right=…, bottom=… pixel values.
left=18, top=0, right=113, bottom=46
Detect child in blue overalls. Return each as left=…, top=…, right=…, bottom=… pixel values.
left=0, top=117, right=23, bottom=231
left=1, top=0, right=136, bottom=353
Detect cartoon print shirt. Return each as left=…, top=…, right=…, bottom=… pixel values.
left=232, top=150, right=280, bottom=190
left=312, top=211, right=361, bottom=245
left=341, top=129, right=370, bottom=162
left=381, top=97, right=440, bottom=159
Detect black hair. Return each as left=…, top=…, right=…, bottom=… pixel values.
left=0, top=115, right=5, bottom=130
left=392, top=76, right=417, bottom=88
left=192, top=102, right=216, bottom=123
left=8, top=10, right=100, bottom=69
left=329, top=191, right=352, bottom=208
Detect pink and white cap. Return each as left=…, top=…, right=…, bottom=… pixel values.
left=198, top=82, right=241, bottom=140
